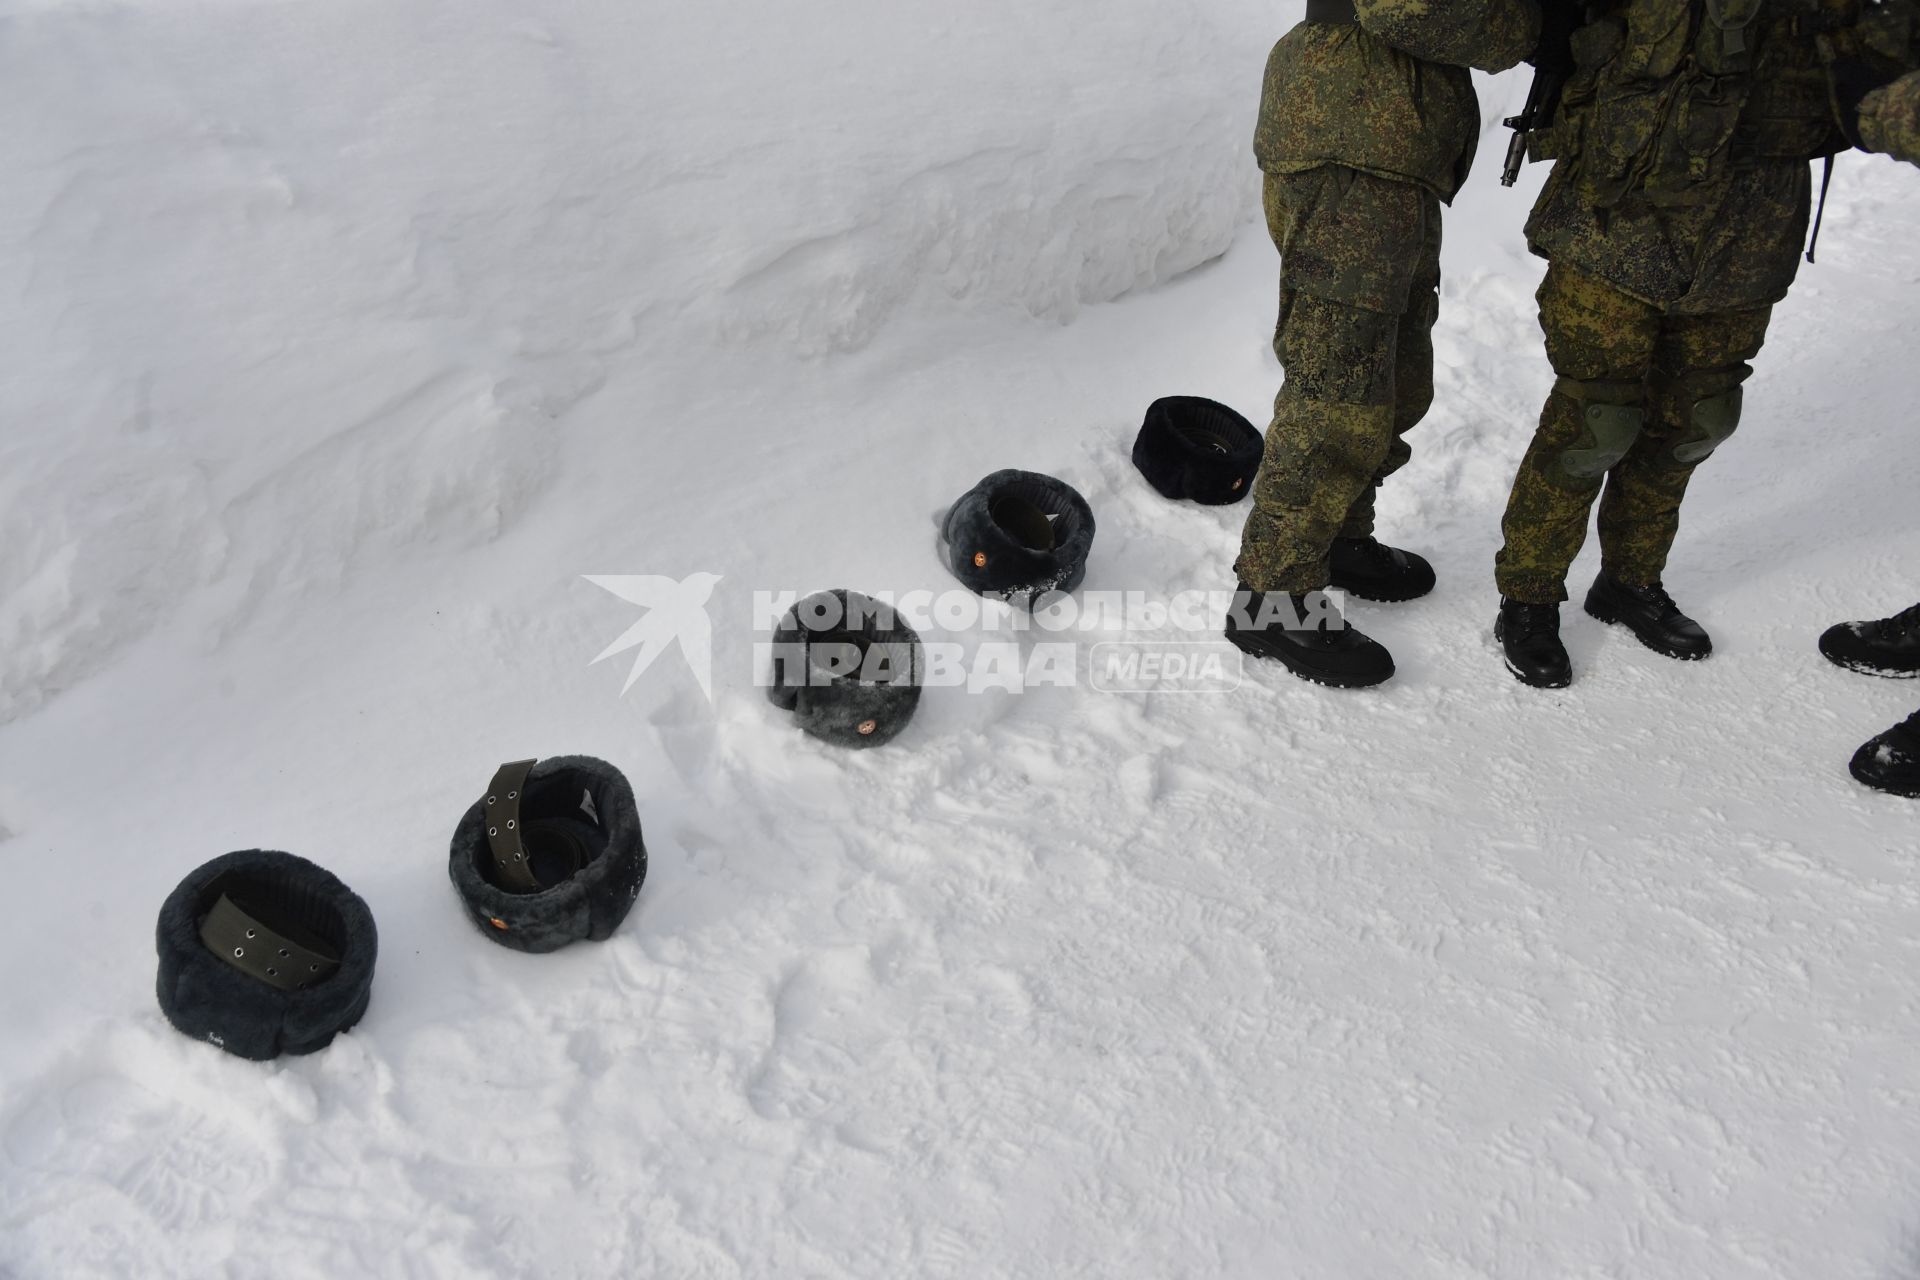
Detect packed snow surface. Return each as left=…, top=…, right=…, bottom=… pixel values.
left=3, top=1, right=1920, bottom=1277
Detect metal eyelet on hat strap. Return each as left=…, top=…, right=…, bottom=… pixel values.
left=198, top=893, right=341, bottom=991
left=483, top=759, right=543, bottom=894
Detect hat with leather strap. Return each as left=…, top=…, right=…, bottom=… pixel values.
left=448, top=755, right=646, bottom=953
left=940, top=469, right=1096, bottom=603
left=155, top=849, right=378, bottom=1060
left=1131, top=397, right=1262, bottom=505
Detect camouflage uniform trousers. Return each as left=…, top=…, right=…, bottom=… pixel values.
left=1235, top=165, right=1442, bottom=594
left=1494, top=261, right=1773, bottom=604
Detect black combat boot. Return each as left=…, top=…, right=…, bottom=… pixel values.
left=1850, top=709, right=1920, bottom=798
left=1495, top=598, right=1572, bottom=688
left=1328, top=536, right=1437, bottom=603
left=1819, top=603, right=1920, bottom=678
left=1583, top=572, right=1712, bottom=660
left=1225, top=584, right=1394, bottom=688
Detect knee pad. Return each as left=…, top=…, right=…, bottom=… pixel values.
left=1668, top=386, right=1742, bottom=466
left=1553, top=379, right=1646, bottom=484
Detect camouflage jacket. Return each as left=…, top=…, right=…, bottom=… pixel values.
left=1254, top=0, right=1543, bottom=202
left=1526, top=0, right=1905, bottom=311
left=1861, top=69, right=1920, bottom=161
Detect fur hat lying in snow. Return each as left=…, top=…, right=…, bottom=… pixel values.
left=940, top=469, right=1095, bottom=603
left=766, top=588, right=923, bottom=748
left=1131, top=396, right=1262, bottom=506
left=448, top=755, right=647, bottom=954
left=155, top=849, right=378, bottom=1060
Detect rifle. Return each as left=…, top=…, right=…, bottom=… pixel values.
left=1502, top=1, right=1581, bottom=187
left=1501, top=63, right=1569, bottom=186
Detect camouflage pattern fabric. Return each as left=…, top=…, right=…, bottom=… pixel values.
left=1526, top=160, right=1812, bottom=314
left=1495, top=263, right=1771, bottom=604
left=1861, top=70, right=1920, bottom=163
left=1255, top=0, right=1540, bottom=202
left=1236, top=167, right=1441, bottom=594
left=1525, top=0, right=1844, bottom=311
left=1356, top=0, right=1541, bottom=69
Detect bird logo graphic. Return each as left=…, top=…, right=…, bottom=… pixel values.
left=584, top=572, right=723, bottom=699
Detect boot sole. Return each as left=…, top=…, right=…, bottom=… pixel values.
left=1824, top=656, right=1920, bottom=680
left=1583, top=599, right=1712, bottom=661
left=1851, top=765, right=1920, bottom=798
left=1225, top=629, right=1393, bottom=689
left=1501, top=657, right=1571, bottom=689
left=1327, top=575, right=1434, bottom=605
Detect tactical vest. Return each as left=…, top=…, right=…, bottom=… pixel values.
left=1540, top=0, right=1853, bottom=212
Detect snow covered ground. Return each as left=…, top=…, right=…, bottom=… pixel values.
left=4, top=1, right=1920, bottom=1277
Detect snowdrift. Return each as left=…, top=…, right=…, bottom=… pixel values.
left=0, top=0, right=1271, bottom=724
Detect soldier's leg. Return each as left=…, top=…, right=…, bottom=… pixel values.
left=1494, top=264, right=1660, bottom=603
left=1340, top=191, right=1441, bottom=540
left=1237, top=299, right=1399, bottom=591
left=1236, top=168, right=1426, bottom=592
left=1595, top=304, right=1773, bottom=585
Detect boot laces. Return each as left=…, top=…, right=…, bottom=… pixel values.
left=1889, top=602, right=1920, bottom=634
left=1341, top=536, right=1397, bottom=570
left=1505, top=600, right=1559, bottom=636
left=1638, top=580, right=1681, bottom=615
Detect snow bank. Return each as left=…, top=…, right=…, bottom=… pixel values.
left=0, top=0, right=1271, bottom=723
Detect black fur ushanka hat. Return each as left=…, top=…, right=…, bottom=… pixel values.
left=940, top=469, right=1095, bottom=603
left=766, top=588, right=923, bottom=748
left=448, top=755, right=646, bottom=954
left=1131, top=397, right=1262, bottom=505
left=156, top=849, right=378, bottom=1060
